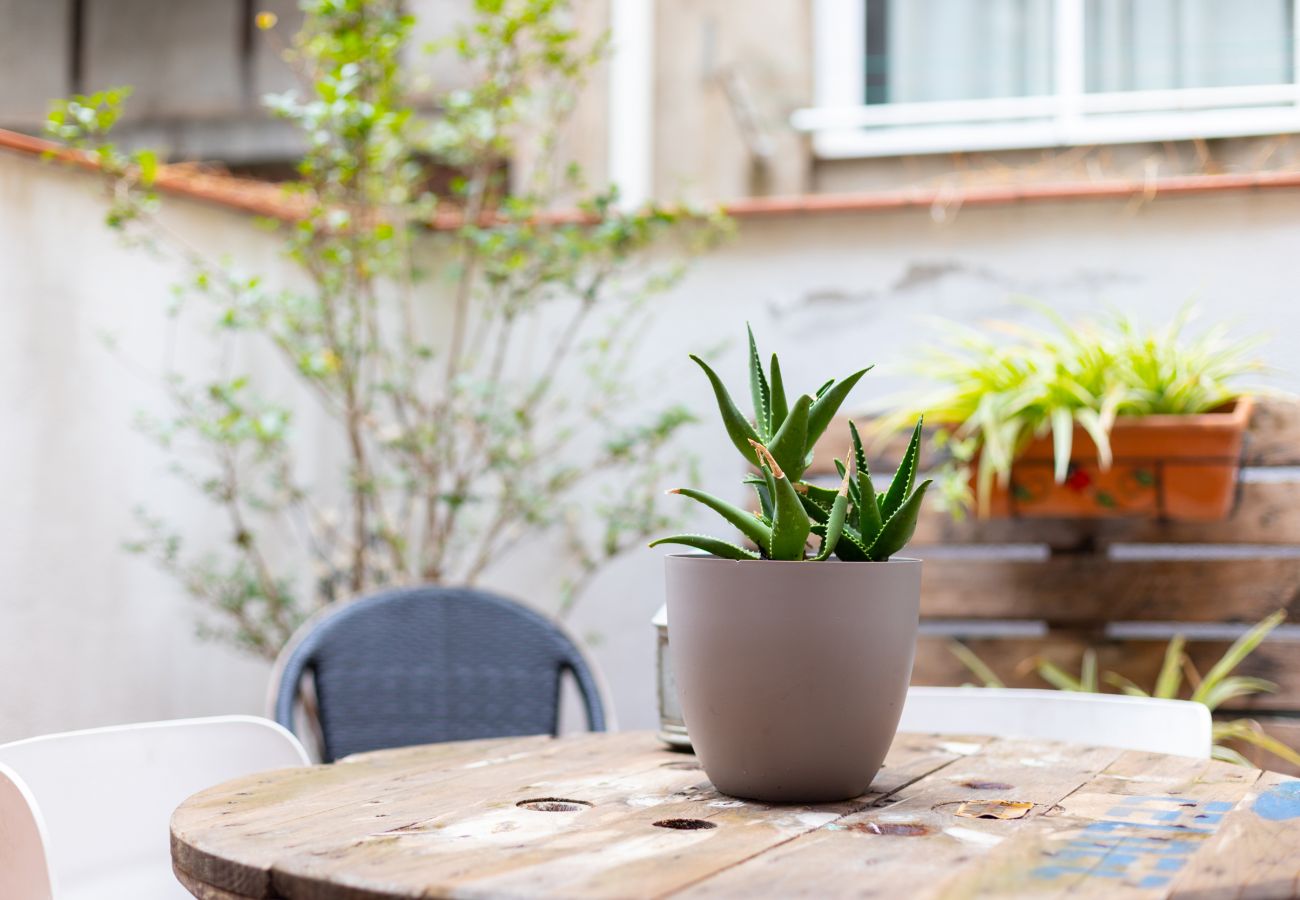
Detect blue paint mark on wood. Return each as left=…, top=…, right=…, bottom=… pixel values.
left=1033, top=796, right=1224, bottom=885
left=1254, top=780, right=1300, bottom=821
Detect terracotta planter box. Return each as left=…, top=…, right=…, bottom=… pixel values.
left=980, top=397, right=1254, bottom=521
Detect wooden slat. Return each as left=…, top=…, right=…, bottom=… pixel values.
left=921, top=555, right=1300, bottom=623
left=913, top=635, right=1300, bottom=714
left=909, top=480, right=1300, bottom=547
left=1243, top=396, right=1300, bottom=466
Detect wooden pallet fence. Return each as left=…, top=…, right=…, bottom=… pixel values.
left=814, top=397, right=1300, bottom=774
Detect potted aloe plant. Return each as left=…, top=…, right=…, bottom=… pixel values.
left=651, top=329, right=928, bottom=803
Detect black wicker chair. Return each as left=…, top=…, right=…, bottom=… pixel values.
left=272, top=586, right=608, bottom=761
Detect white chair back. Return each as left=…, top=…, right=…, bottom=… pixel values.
left=899, top=687, right=1212, bottom=758
left=0, top=716, right=309, bottom=900
left=0, top=761, right=54, bottom=900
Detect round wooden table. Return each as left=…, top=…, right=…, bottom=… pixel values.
left=172, top=731, right=1300, bottom=899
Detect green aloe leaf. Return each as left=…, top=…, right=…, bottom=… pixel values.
left=768, top=394, right=812, bottom=480
left=882, top=416, right=924, bottom=521
left=849, top=420, right=882, bottom=541
left=799, top=492, right=830, bottom=524
left=865, top=479, right=932, bottom=561
left=746, top=478, right=774, bottom=520
left=649, top=534, right=760, bottom=560
left=832, top=456, right=859, bottom=502
left=797, top=482, right=840, bottom=508
left=830, top=517, right=870, bottom=560
left=691, top=354, right=761, bottom=465
left=668, top=488, right=772, bottom=552
left=747, top=324, right=772, bottom=438
left=769, top=353, right=789, bottom=434
left=805, top=366, right=872, bottom=453
left=751, top=440, right=810, bottom=560
left=814, top=469, right=851, bottom=560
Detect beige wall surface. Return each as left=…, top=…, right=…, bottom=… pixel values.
left=4, top=147, right=1299, bottom=744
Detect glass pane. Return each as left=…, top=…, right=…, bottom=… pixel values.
left=868, top=0, right=1055, bottom=104
left=1086, top=0, right=1293, bottom=92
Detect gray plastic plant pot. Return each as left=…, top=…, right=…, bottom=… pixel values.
left=665, top=553, right=921, bottom=803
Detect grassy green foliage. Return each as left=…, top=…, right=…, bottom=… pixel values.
left=51, top=0, right=724, bottom=657
left=949, top=610, right=1300, bottom=768
left=891, top=304, right=1265, bottom=517
left=651, top=329, right=929, bottom=562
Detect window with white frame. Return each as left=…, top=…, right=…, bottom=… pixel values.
left=797, top=0, right=1300, bottom=158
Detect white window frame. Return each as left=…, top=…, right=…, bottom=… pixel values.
left=797, top=0, right=1300, bottom=158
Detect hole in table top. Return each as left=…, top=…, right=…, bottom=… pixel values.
left=653, top=818, right=717, bottom=830
left=516, top=797, right=593, bottom=812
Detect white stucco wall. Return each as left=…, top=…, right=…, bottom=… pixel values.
left=4, top=147, right=1299, bottom=742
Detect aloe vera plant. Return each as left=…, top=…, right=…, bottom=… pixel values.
left=651, top=328, right=930, bottom=561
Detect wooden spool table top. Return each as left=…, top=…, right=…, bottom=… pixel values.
left=172, top=731, right=1300, bottom=899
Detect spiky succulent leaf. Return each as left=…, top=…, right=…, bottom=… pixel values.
left=769, top=353, right=789, bottom=434
left=650, top=534, right=760, bottom=560
left=768, top=394, right=811, bottom=480
left=832, top=457, right=862, bottom=508
left=691, top=354, right=761, bottom=465
left=866, top=479, right=932, bottom=561
left=797, top=481, right=840, bottom=508
left=850, top=420, right=883, bottom=541
left=799, top=492, right=830, bottom=524
left=743, top=475, right=777, bottom=519
left=882, top=416, right=924, bottom=520
left=747, top=324, right=772, bottom=438
left=831, top=523, right=870, bottom=561
left=814, top=378, right=835, bottom=398
left=805, top=366, right=872, bottom=454
left=750, top=440, right=810, bottom=560
left=669, top=488, right=772, bottom=551
left=814, top=469, right=851, bottom=560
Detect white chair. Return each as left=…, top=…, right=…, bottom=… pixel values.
left=0, top=715, right=309, bottom=900
left=899, top=687, right=1212, bottom=758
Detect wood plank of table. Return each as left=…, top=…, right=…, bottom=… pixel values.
left=671, top=735, right=1122, bottom=898
left=912, top=635, right=1300, bottom=714
left=935, top=750, right=1267, bottom=898
left=920, top=556, right=1300, bottom=623
left=172, top=733, right=650, bottom=898
left=255, top=733, right=983, bottom=899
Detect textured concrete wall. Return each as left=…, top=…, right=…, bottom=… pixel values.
left=4, top=147, right=1299, bottom=744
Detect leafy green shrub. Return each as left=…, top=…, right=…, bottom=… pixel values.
left=652, top=328, right=929, bottom=561
left=890, top=305, right=1264, bottom=517
left=49, top=0, right=723, bottom=657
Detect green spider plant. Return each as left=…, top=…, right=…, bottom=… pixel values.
left=949, top=610, right=1300, bottom=768
left=651, top=327, right=930, bottom=561
left=889, top=304, right=1264, bottom=517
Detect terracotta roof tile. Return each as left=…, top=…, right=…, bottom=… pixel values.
left=5, top=126, right=1300, bottom=228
